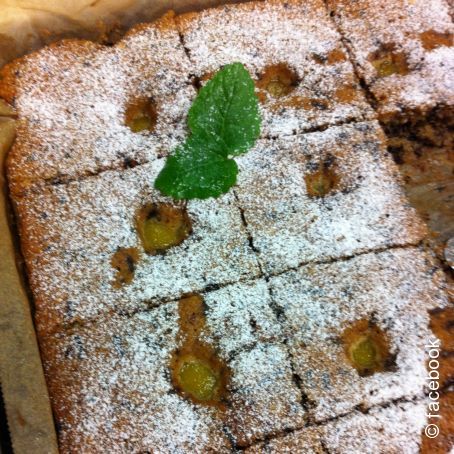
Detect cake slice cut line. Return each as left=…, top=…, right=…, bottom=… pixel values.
left=234, top=121, right=427, bottom=275
left=176, top=0, right=375, bottom=138
left=268, top=246, right=449, bottom=422
left=39, top=279, right=306, bottom=450
left=245, top=399, right=429, bottom=453
left=325, top=0, right=454, bottom=120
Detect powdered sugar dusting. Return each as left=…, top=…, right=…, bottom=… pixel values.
left=322, top=400, right=427, bottom=453
left=202, top=279, right=283, bottom=357
left=226, top=343, right=305, bottom=446
left=235, top=121, right=427, bottom=274
left=327, top=0, right=454, bottom=116
left=38, top=245, right=447, bottom=449
left=269, top=247, right=448, bottom=421
left=246, top=400, right=427, bottom=453
left=4, top=0, right=452, bottom=451
left=7, top=14, right=196, bottom=195
left=41, top=280, right=304, bottom=450
left=41, top=304, right=231, bottom=453
left=177, top=0, right=375, bottom=137
left=15, top=158, right=260, bottom=334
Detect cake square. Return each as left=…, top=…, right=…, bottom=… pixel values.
left=269, top=247, right=448, bottom=421
left=326, top=0, right=454, bottom=188
left=246, top=400, right=427, bottom=453
left=14, top=159, right=260, bottom=334
left=234, top=121, right=426, bottom=275
left=177, top=0, right=374, bottom=138
left=39, top=305, right=232, bottom=453
left=0, top=12, right=196, bottom=197
left=40, top=280, right=303, bottom=450
left=225, top=343, right=306, bottom=447
left=326, top=0, right=454, bottom=121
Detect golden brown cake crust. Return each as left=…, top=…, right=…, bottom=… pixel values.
left=177, top=0, right=374, bottom=138
left=0, top=40, right=102, bottom=104
left=0, top=11, right=178, bottom=104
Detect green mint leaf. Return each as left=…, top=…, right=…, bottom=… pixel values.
left=154, top=136, right=238, bottom=200
left=188, top=62, right=261, bottom=157
left=154, top=63, right=260, bottom=200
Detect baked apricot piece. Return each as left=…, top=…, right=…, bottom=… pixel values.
left=342, top=319, right=393, bottom=377
left=125, top=97, right=158, bottom=132
left=256, top=63, right=299, bottom=99
left=174, top=354, right=220, bottom=402
left=136, top=203, right=192, bottom=255
left=305, top=158, right=340, bottom=198
left=368, top=43, right=410, bottom=78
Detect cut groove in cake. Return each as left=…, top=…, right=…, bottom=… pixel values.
left=325, top=0, right=454, bottom=153
left=1, top=0, right=452, bottom=451
left=39, top=279, right=303, bottom=450
left=13, top=159, right=261, bottom=335
left=246, top=400, right=428, bottom=454
left=234, top=121, right=427, bottom=274
left=0, top=12, right=196, bottom=197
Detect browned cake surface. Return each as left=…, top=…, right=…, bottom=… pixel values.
left=12, top=125, right=427, bottom=336
left=176, top=0, right=375, bottom=136
left=1, top=0, right=453, bottom=452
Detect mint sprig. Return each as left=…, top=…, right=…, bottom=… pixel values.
left=154, top=63, right=261, bottom=200
left=154, top=136, right=238, bottom=200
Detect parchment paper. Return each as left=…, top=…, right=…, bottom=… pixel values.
left=0, top=115, right=59, bottom=453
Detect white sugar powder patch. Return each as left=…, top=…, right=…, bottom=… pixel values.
left=8, top=17, right=196, bottom=193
